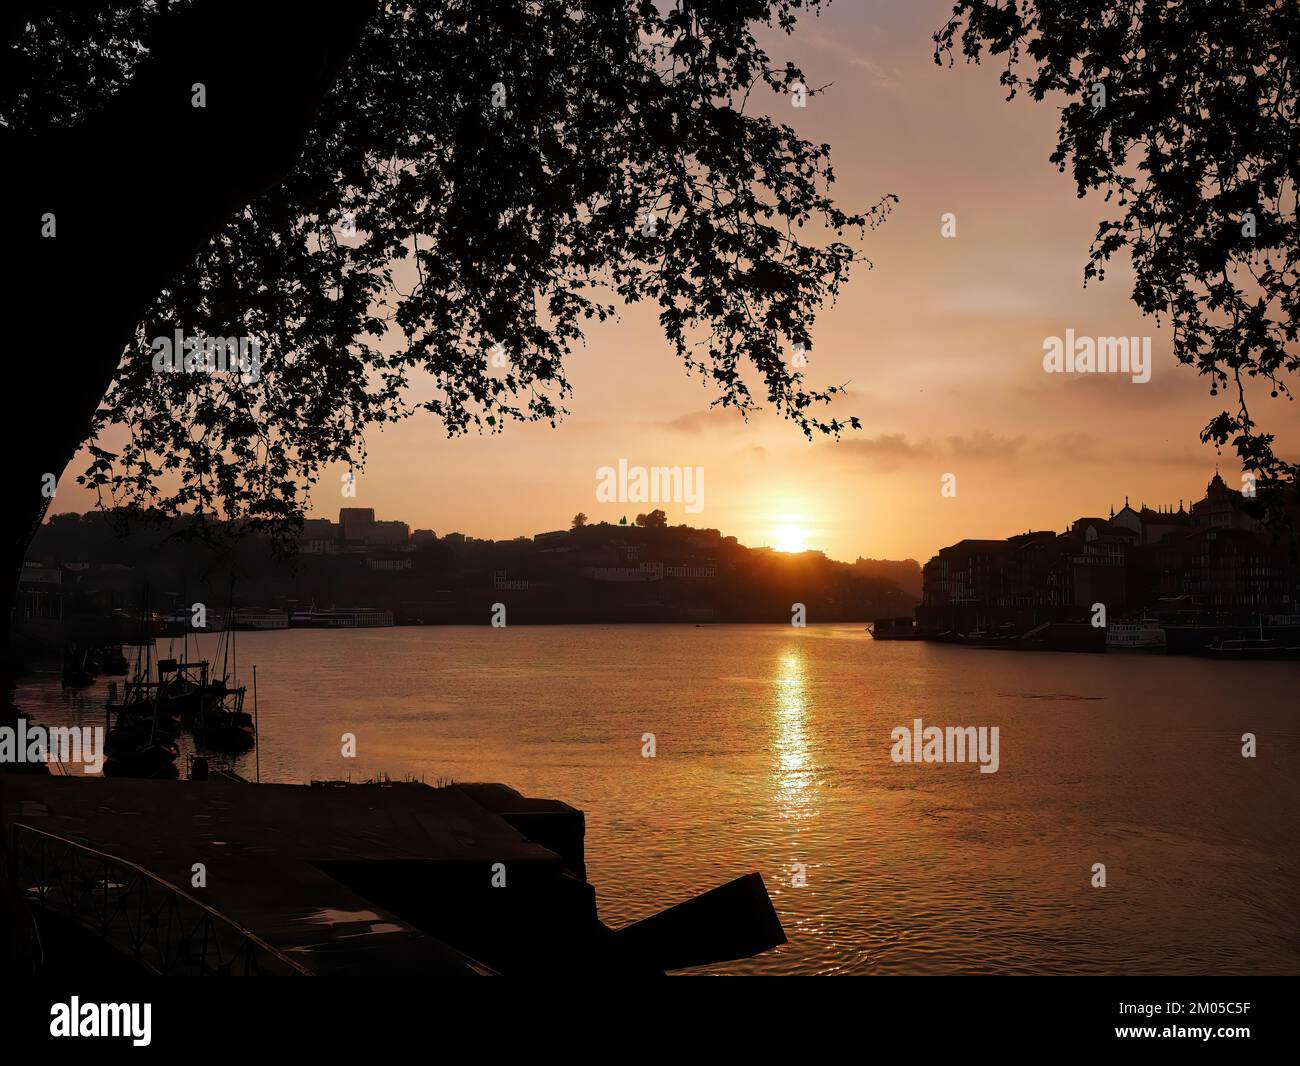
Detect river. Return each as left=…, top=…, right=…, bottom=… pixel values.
left=15, top=623, right=1299, bottom=974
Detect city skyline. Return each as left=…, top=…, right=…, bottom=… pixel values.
left=34, top=465, right=1264, bottom=568
left=280, top=467, right=1261, bottom=564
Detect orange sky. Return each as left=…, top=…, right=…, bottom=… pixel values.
left=56, top=0, right=1297, bottom=563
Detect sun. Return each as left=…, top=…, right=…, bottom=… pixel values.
left=772, top=521, right=810, bottom=554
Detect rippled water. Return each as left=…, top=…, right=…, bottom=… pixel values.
left=16, top=624, right=1300, bottom=974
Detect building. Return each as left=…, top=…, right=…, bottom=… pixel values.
left=493, top=570, right=531, bottom=591
left=338, top=507, right=376, bottom=542
left=1110, top=498, right=1192, bottom=545
left=665, top=563, right=717, bottom=579
left=18, top=563, right=62, bottom=621
left=369, top=520, right=410, bottom=546
left=1190, top=471, right=1261, bottom=533
left=1184, top=527, right=1290, bottom=613
left=334, top=508, right=410, bottom=547
left=917, top=473, right=1299, bottom=632
left=582, top=561, right=664, bottom=582
left=303, top=517, right=340, bottom=540
left=1067, top=519, right=1134, bottom=611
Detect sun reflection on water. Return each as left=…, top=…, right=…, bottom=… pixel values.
left=771, top=648, right=819, bottom=821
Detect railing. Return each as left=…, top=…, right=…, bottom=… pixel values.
left=11, top=823, right=310, bottom=976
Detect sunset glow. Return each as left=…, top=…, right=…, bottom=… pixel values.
left=772, top=521, right=811, bottom=554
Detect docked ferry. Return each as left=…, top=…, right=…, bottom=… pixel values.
left=1106, top=618, right=1166, bottom=652
left=232, top=607, right=289, bottom=630
left=289, top=607, right=395, bottom=628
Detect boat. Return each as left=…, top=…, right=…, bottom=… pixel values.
left=191, top=596, right=258, bottom=754
left=101, top=589, right=182, bottom=778
left=88, top=644, right=129, bottom=675
left=231, top=607, right=289, bottom=630
left=289, top=606, right=394, bottom=628
left=1164, top=621, right=1300, bottom=656
left=933, top=621, right=1106, bottom=653
left=954, top=622, right=1020, bottom=648
left=155, top=657, right=210, bottom=726
left=192, top=680, right=256, bottom=753
left=1106, top=617, right=1166, bottom=652
left=1203, top=620, right=1300, bottom=661
left=1203, top=638, right=1300, bottom=660
left=61, top=646, right=94, bottom=688
left=867, top=617, right=922, bottom=640
left=154, top=609, right=226, bottom=637
left=102, top=724, right=179, bottom=779
left=103, top=670, right=180, bottom=779
left=106, top=638, right=163, bottom=720
left=103, top=679, right=181, bottom=777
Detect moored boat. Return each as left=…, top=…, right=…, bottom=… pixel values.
left=1106, top=617, right=1166, bottom=652
left=868, top=617, right=922, bottom=640
left=290, top=606, right=394, bottom=628
left=192, top=681, right=256, bottom=753
left=1203, top=637, right=1300, bottom=661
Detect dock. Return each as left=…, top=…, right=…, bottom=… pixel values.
left=0, top=774, right=784, bottom=975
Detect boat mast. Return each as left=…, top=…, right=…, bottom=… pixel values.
left=253, top=664, right=260, bottom=784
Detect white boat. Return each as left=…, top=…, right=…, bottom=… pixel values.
left=1106, top=618, right=1166, bottom=651
left=232, top=608, right=290, bottom=630
left=289, top=607, right=394, bottom=628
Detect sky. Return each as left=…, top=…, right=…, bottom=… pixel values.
left=57, top=0, right=1297, bottom=563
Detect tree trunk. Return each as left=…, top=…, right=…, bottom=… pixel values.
left=1, top=0, right=373, bottom=705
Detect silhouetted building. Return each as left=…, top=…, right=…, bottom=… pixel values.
left=338, top=507, right=376, bottom=542
left=919, top=473, right=1298, bottom=632
left=333, top=508, right=409, bottom=546
left=1190, top=471, right=1261, bottom=532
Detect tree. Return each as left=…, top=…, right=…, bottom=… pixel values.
left=571, top=513, right=588, bottom=530
left=936, top=0, right=1300, bottom=497
left=636, top=509, right=668, bottom=528
left=2, top=1, right=894, bottom=686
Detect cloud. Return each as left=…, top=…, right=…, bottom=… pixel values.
left=828, top=428, right=1232, bottom=479
left=847, top=55, right=902, bottom=91
left=824, top=430, right=1130, bottom=470
left=800, top=29, right=903, bottom=90
left=1149, top=449, right=1226, bottom=470
left=949, top=431, right=1024, bottom=461
left=833, top=431, right=1026, bottom=469
left=1018, top=358, right=1210, bottom=409
left=835, top=432, right=935, bottom=469
left=655, top=406, right=754, bottom=434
